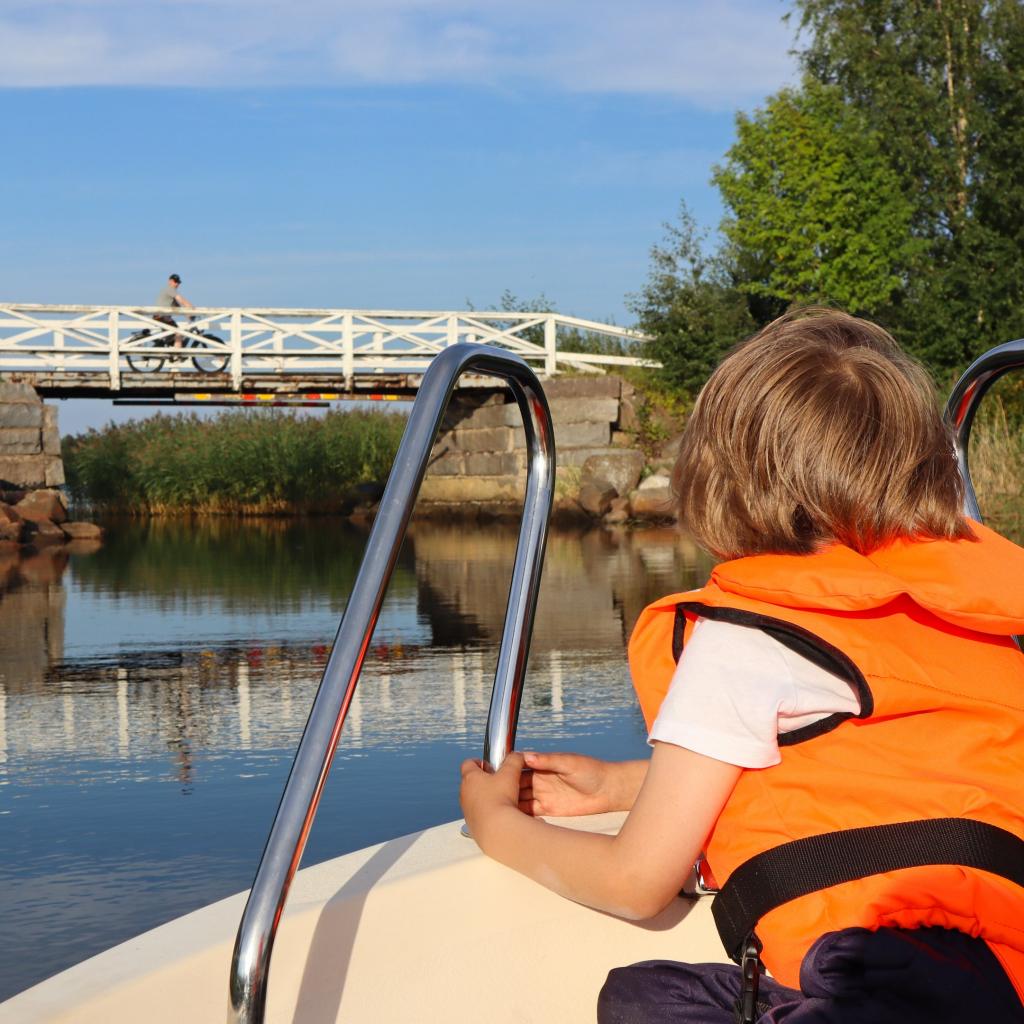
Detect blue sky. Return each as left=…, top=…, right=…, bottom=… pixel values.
left=1, top=0, right=797, bottom=432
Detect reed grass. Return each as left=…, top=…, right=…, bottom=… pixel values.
left=63, top=409, right=407, bottom=515
left=967, top=400, right=1024, bottom=541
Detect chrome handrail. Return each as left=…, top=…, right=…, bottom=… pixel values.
left=227, top=344, right=555, bottom=1024
left=943, top=338, right=1024, bottom=522
left=943, top=338, right=1024, bottom=653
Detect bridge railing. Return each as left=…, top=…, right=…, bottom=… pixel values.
left=0, top=304, right=656, bottom=390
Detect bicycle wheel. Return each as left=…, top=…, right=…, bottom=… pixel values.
left=125, top=330, right=165, bottom=373
left=191, top=333, right=230, bottom=373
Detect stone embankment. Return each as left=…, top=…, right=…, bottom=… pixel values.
left=0, top=383, right=102, bottom=552
left=419, top=376, right=679, bottom=525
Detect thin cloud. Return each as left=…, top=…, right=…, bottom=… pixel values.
left=0, top=0, right=796, bottom=105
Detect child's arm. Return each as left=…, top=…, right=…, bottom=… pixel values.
left=519, top=752, right=648, bottom=816
left=461, top=742, right=740, bottom=920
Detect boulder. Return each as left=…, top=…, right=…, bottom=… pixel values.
left=61, top=521, right=104, bottom=541
left=629, top=474, right=675, bottom=521
left=603, top=497, right=631, bottom=525
left=0, top=503, right=23, bottom=543
left=26, top=518, right=66, bottom=546
left=15, top=489, right=67, bottom=525
left=580, top=450, right=645, bottom=498
left=578, top=478, right=617, bottom=518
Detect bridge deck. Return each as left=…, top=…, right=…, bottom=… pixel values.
left=17, top=370, right=471, bottom=401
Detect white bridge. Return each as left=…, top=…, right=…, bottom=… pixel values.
left=0, top=303, right=654, bottom=398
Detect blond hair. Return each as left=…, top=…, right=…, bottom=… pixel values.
left=672, top=308, right=971, bottom=558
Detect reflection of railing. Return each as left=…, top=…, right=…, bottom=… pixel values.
left=943, top=338, right=1024, bottom=651
left=228, top=344, right=555, bottom=1024
left=0, top=303, right=655, bottom=391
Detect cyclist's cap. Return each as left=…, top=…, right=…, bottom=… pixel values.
left=169, top=273, right=181, bottom=284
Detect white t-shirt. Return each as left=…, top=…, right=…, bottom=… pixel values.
left=648, top=617, right=861, bottom=768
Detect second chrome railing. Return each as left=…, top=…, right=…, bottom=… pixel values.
left=943, top=337, right=1024, bottom=652
left=944, top=337, right=1024, bottom=522
left=227, top=344, right=555, bottom=1024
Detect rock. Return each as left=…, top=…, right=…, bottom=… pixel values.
left=0, top=427, right=42, bottom=455
left=581, top=450, right=645, bottom=498
left=638, top=473, right=671, bottom=491
left=551, top=494, right=590, bottom=527
left=27, top=518, right=67, bottom=546
left=618, top=383, right=640, bottom=433
left=578, top=478, right=617, bottom=517
left=542, top=376, right=622, bottom=401
left=27, top=520, right=66, bottom=544
left=15, top=489, right=67, bottom=525
left=549, top=397, right=620, bottom=428
left=61, top=521, right=103, bottom=540
left=0, top=457, right=49, bottom=489
left=658, top=432, right=684, bottom=462
left=0, top=503, right=23, bottom=543
left=0, top=382, right=42, bottom=406
left=556, top=421, right=611, bottom=447
left=45, top=458, right=65, bottom=487
left=41, top=406, right=61, bottom=455
left=629, top=474, right=675, bottom=521
left=603, top=497, right=631, bottom=525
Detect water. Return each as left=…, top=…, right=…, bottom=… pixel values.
left=0, top=516, right=714, bottom=1000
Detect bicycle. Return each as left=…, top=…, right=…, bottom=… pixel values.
left=125, top=316, right=230, bottom=374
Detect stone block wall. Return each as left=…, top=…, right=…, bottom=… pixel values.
left=0, top=384, right=64, bottom=490
left=419, top=376, right=629, bottom=509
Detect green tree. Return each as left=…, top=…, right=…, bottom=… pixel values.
left=713, top=83, right=921, bottom=316
left=628, top=204, right=755, bottom=399
left=793, top=0, right=1024, bottom=375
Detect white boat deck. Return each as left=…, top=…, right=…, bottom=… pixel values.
left=1, top=814, right=725, bottom=1024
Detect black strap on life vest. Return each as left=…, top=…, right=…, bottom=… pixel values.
left=713, top=817, right=1024, bottom=964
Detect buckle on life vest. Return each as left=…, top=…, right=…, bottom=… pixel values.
left=680, top=854, right=720, bottom=898
left=734, top=933, right=764, bottom=1024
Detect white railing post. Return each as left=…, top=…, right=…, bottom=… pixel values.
left=273, top=331, right=285, bottom=374
left=230, top=310, right=243, bottom=389
left=544, top=316, right=557, bottom=375
left=108, top=309, right=121, bottom=390
left=342, top=311, right=354, bottom=384
left=447, top=315, right=458, bottom=347
left=55, top=330, right=65, bottom=371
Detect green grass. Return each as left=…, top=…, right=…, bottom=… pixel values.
left=63, top=408, right=407, bottom=515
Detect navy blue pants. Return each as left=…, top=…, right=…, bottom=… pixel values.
left=597, top=927, right=1024, bottom=1023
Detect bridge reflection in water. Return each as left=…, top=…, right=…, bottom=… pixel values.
left=0, top=518, right=713, bottom=999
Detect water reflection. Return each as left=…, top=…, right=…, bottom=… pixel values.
left=0, top=518, right=713, bottom=999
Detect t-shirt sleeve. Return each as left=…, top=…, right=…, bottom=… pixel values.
left=648, top=618, right=797, bottom=769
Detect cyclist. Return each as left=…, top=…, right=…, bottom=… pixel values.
left=153, top=273, right=195, bottom=351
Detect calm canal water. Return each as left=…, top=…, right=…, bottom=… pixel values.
left=0, top=516, right=714, bottom=1000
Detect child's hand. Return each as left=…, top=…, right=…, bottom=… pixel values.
left=460, top=752, right=526, bottom=850
left=518, top=751, right=615, bottom=816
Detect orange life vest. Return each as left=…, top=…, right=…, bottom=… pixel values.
left=628, top=522, right=1024, bottom=995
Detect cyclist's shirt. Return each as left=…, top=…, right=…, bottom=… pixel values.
left=155, top=286, right=181, bottom=308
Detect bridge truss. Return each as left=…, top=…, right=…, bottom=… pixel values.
left=0, top=304, right=655, bottom=397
